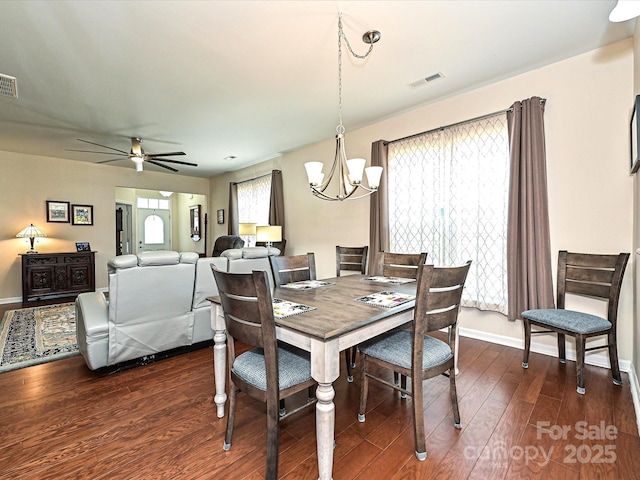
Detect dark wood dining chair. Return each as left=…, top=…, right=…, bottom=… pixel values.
left=336, top=245, right=369, bottom=276
left=376, top=251, right=428, bottom=389
left=336, top=246, right=369, bottom=382
left=269, top=253, right=317, bottom=287
left=377, top=251, right=428, bottom=279
left=357, top=260, right=471, bottom=461
left=521, top=250, right=629, bottom=394
left=211, top=267, right=316, bottom=480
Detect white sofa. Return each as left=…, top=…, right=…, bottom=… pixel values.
left=75, top=247, right=278, bottom=370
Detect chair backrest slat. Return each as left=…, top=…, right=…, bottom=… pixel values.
left=565, top=280, right=611, bottom=299
left=336, top=246, right=368, bottom=276
left=566, top=266, right=615, bottom=285
left=269, top=253, right=316, bottom=286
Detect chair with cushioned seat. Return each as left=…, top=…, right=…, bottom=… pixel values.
left=357, top=260, right=471, bottom=461
left=269, top=253, right=316, bottom=287
left=211, top=235, right=244, bottom=256
left=521, top=250, right=629, bottom=394
left=376, top=251, right=428, bottom=390
left=211, top=267, right=316, bottom=480
left=336, top=246, right=369, bottom=382
left=376, top=251, right=428, bottom=279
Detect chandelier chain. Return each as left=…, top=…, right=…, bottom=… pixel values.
left=337, top=13, right=375, bottom=135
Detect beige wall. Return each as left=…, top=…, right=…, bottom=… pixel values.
left=211, top=39, right=635, bottom=364
left=0, top=153, right=209, bottom=301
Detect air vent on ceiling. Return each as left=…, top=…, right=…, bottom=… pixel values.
left=409, top=72, right=444, bottom=89
left=0, top=74, right=18, bottom=98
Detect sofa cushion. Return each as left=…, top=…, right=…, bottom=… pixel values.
left=137, top=250, right=181, bottom=266
left=221, top=247, right=280, bottom=259
left=221, top=249, right=243, bottom=260
left=108, top=254, right=138, bottom=271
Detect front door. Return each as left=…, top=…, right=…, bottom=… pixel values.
left=137, top=208, right=171, bottom=252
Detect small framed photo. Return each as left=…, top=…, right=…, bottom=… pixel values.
left=46, top=200, right=70, bottom=223
left=631, top=95, right=640, bottom=174
left=75, top=242, right=91, bottom=252
left=217, top=209, right=225, bottom=224
left=72, top=204, right=93, bottom=226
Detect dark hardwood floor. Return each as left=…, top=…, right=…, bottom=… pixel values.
left=1, top=301, right=639, bottom=479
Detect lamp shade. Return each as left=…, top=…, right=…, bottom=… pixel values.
left=256, top=225, right=282, bottom=243
left=16, top=223, right=47, bottom=254
left=16, top=223, right=47, bottom=239
left=238, top=223, right=257, bottom=236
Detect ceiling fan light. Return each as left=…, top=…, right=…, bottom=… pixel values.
left=609, top=0, right=640, bottom=22
left=132, top=156, right=143, bottom=172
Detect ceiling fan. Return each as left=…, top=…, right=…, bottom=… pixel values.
left=67, top=137, right=197, bottom=172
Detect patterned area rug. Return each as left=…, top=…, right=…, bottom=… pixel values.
left=0, top=303, right=78, bottom=372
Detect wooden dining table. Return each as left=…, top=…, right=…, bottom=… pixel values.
left=209, top=274, right=419, bottom=480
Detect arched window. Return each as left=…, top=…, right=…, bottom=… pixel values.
left=144, top=215, right=164, bottom=244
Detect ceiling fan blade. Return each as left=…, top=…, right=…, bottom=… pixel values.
left=96, top=158, right=127, bottom=164
left=147, top=159, right=179, bottom=172
left=147, top=152, right=187, bottom=157
left=76, top=139, right=129, bottom=155
left=148, top=157, right=198, bottom=167
left=66, top=148, right=128, bottom=156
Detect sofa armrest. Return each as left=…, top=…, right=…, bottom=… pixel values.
left=76, top=291, right=110, bottom=370
left=76, top=291, right=109, bottom=338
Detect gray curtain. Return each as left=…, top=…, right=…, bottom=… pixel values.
left=268, top=169, right=285, bottom=238
left=228, top=182, right=238, bottom=235
left=369, top=140, right=390, bottom=273
left=506, top=97, right=554, bottom=321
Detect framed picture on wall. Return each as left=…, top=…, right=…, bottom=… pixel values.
left=46, top=200, right=70, bottom=223
left=72, top=204, right=93, bottom=225
left=631, top=95, right=640, bottom=174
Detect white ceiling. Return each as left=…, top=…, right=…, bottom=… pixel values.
left=0, top=1, right=634, bottom=178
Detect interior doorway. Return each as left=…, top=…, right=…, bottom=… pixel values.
left=115, top=203, right=133, bottom=255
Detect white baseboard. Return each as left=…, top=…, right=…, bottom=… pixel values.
left=0, top=296, right=22, bottom=305
left=0, top=288, right=106, bottom=306
left=628, top=362, right=640, bottom=436
left=458, top=326, right=631, bottom=372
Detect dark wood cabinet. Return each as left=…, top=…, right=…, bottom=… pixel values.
left=21, top=252, right=96, bottom=306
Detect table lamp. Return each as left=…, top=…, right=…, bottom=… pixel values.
left=238, top=222, right=257, bottom=247
left=16, top=223, right=47, bottom=254
left=256, top=225, right=282, bottom=248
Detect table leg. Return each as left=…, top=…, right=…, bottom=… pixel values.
left=212, top=304, right=227, bottom=418
left=316, top=382, right=335, bottom=480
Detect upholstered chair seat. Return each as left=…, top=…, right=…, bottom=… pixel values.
left=232, top=346, right=312, bottom=391
left=359, top=330, right=453, bottom=370
left=522, top=309, right=611, bottom=335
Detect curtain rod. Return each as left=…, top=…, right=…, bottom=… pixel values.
left=235, top=172, right=271, bottom=186
left=384, top=97, right=546, bottom=146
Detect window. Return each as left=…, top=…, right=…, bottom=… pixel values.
left=388, top=114, right=509, bottom=314
left=137, top=197, right=170, bottom=210
left=237, top=174, right=272, bottom=226
left=144, top=214, right=165, bottom=244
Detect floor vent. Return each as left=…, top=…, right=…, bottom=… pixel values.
left=409, top=72, right=444, bottom=88
left=0, top=74, right=18, bottom=98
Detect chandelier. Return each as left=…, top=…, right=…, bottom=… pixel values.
left=304, top=13, right=382, bottom=201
